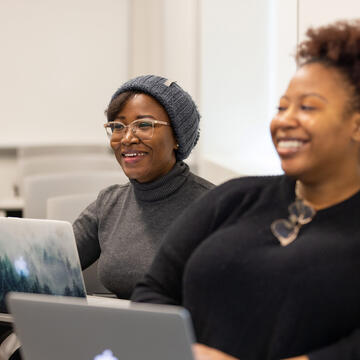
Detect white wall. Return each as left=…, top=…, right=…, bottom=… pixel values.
left=129, top=0, right=201, bottom=174
left=129, top=0, right=199, bottom=98
left=200, top=0, right=297, bottom=177
left=0, top=0, right=130, bottom=200
left=0, top=151, right=18, bottom=200
left=2, top=0, right=360, bottom=200
left=199, top=0, right=360, bottom=178
left=129, top=0, right=164, bottom=78
left=269, top=0, right=298, bottom=117
left=298, top=0, right=360, bottom=40
left=0, top=0, right=129, bottom=147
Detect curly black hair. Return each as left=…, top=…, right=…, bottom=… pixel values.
left=296, top=20, right=360, bottom=111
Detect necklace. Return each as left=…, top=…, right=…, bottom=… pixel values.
left=295, top=180, right=301, bottom=200
left=270, top=180, right=316, bottom=246
left=295, top=180, right=314, bottom=208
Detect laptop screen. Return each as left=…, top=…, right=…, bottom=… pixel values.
left=0, top=217, right=86, bottom=314
left=7, top=293, right=195, bottom=360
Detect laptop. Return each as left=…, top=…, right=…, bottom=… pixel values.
left=0, top=217, right=86, bottom=320
left=7, top=292, right=195, bottom=360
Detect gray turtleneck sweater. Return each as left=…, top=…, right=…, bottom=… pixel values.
left=73, top=161, right=214, bottom=299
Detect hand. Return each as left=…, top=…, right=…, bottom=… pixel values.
left=192, top=343, right=239, bottom=360
left=282, top=356, right=309, bottom=360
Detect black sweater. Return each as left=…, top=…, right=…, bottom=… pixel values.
left=132, top=175, right=360, bottom=360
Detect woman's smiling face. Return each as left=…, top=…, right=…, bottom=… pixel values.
left=270, top=62, right=360, bottom=183
left=110, top=93, right=177, bottom=183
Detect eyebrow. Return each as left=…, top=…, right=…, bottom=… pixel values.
left=280, top=93, right=328, bottom=103
left=302, top=93, right=328, bottom=103
left=115, top=114, right=157, bottom=120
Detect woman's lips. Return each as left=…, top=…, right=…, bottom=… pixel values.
left=122, top=151, right=147, bottom=163
left=276, top=139, right=309, bottom=156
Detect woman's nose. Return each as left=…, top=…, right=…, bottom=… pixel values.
left=274, top=107, right=299, bottom=128
left=121, top=126, right=139, bottom=144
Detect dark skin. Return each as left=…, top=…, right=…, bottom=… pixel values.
left=271, top=63, right=360, bottom=211
left=110, top=94, right=178, bottom=183
left=194, top=63, right=360, bottom=360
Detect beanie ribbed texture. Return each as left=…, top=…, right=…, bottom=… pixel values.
left=110, top=75, right=200, bottom=161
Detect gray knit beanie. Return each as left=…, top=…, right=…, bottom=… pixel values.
left=109, top=75, right=200, bottom=161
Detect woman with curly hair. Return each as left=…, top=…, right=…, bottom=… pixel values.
left=132, top=20, right=360, bottom=360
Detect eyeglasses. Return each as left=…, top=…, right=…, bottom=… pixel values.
left=271, top=199, right=316, bottom=247
left=104, top=119, right=170, bottom=140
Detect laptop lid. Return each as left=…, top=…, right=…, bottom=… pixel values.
left=7, top=292, right=195, bottom=360
left=0, top=217, right=86, bottom=316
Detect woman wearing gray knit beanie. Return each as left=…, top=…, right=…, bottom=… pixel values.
left=73, top=75, right=214, bottom=300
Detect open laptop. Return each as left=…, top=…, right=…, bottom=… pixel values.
left=0, top=217, right=86, bottom=320
left=7, top=292, right=195, bottom=360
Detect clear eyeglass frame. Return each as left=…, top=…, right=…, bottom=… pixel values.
left=104, top=118, right=170, bottom=140
left=271, top=198, right=316, bottom=247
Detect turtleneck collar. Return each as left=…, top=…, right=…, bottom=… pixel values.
left=130, top=161, right=190, bottom=202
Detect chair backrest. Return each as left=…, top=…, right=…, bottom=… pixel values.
left=17, top=144, right=112, bottom=159
left=23, top=171, right=127, bottom=219
left=17, top=154, right=120, bottom=195
left=46, top=192, right=112, bottom=296
left=46, top=193, right=98, bottom=222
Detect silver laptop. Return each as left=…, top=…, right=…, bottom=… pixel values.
left=0, top=217, right=86, bottom=320
left=7, top=292, right=195, bottom=360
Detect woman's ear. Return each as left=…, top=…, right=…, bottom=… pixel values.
left=351, top=112, right=360, bottom=142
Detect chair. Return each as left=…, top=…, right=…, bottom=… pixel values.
left=23, top=171, right=127, bottom=219
left=16, top=154, right=120, bottom=196
left=17, top=144, right=112, bottom=159
left=46, top=193, right=98, bottom=222
left=46, top=193, right=111, bottom=296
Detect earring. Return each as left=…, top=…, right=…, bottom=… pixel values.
left=175, top=144, right=179, bottom=149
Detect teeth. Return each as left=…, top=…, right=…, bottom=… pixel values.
left=278, top=140, right=304, bottom=149
left=123, top=152, right=145, bottom=157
